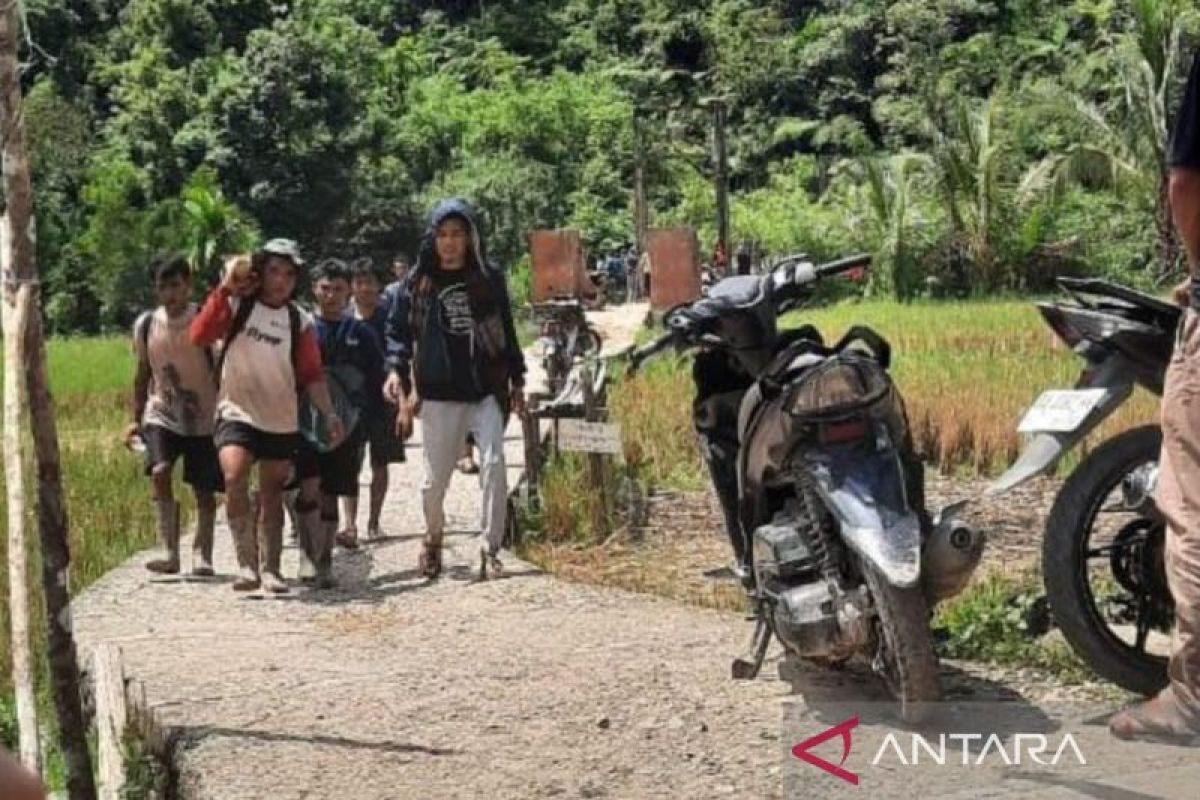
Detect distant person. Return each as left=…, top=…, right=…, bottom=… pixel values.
left=1109, top=49, right=1200, bottom=743
left=190, top=241, right=344, bottom=594
left=343, top=258, right=404, bottom=542
left=391, top=255, right=410, bottom=287
left=384, top=199, right=526, bottom=580
left=125, top=254, right=222, bottom=576
left=625, top=246, right=640, bottom=302
left=290, top=259, right=382, bottom=586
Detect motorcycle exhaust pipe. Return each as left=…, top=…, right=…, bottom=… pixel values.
left=921, top=509, right=985, bottom=604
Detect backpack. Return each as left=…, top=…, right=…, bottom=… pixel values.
left=136, top=307, right=216, bottom=373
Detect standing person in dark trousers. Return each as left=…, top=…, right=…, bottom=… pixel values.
left=383, top=199, right=526, bottom=580
left=291, top=259, right=383, bottom=586
left=1109, top=52, right=1200, bottom=742
left=126, top=254, right=222, bottom=576
left=341, top=257, right=403, bottom=543
left=190, top=243, right=344, bottom=594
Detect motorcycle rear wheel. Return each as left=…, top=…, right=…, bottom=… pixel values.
left=863, top=563, right=943, bottom=723
left=1043, top=424, right=1171, bottom=696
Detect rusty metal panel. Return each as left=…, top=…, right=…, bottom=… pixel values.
left=530, top=229, right=598, bottom=302
left=647, top=227, right=701, bottom=312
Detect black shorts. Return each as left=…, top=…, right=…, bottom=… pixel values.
left=1172, top=52, right=1200, bottom=168
left=292, top=429, right=366, bottom=497
left=214, top=419, right=300, bottom=463
left=365, top=406, right=405, bottom=467
left=142, top=425, right=224, bottom=493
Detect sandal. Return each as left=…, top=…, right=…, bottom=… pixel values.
left=478, top=548, right=504, bottom=581
left=1110, top=696, right=1200, bottom=745
left=457, top=456, right=480, bottom=475
left=335, top=530, right=360, bottom=550
left=419, top=540, right=443, bottom=579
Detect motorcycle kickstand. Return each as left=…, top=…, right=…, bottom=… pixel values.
left=731, top=614, right=773, bottom=681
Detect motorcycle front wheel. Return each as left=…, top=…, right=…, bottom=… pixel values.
left=863, top=563, right=942, bottom=723
left=1043, top=424, right=1172, bottom=696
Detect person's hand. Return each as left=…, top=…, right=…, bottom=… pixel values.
left=326, top=414, right=345, bottom=449
left=1173, top=279, right=1191, bottom=308
left=395, top=395, right=416, bottom=441
left=122, top=422, right=141, bottom=449
left=511, top=388, right=527, bottom=417
left=383, top=372, right=403, bottom=404
left=221, top=256, right=257, bottom=297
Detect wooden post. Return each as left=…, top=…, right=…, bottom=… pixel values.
left=2, top=275, right=39, bottom=771
left=94, top=645, right=128, bottom=800
left=0, top=4, right=97, bottom=797
left=580, top=363, right=609, bottom=539
left=633, top=115, right=648, bottom=256
left=712, top=99, right=730, bottom=269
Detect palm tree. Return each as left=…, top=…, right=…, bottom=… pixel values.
left=181, top=177, right=252, bottom=277
left=1019, top=0, right=1196, bottom=279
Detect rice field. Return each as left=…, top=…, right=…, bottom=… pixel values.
left=1, top=336, right=155, bottom=706
left=536, top=298, right=1164, bottom=544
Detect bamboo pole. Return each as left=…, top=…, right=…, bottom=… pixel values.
left=0, top=2, right=97, bottom=796
left=2, top=275, right=39, bottom=771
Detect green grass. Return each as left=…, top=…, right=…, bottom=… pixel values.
left=1, top=335, right=156, bottom=727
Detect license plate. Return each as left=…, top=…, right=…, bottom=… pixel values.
left=1017, top=389, right=1107, bottom=434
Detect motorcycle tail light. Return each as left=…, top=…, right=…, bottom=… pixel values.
left=818, top=419, right=870, bottom=445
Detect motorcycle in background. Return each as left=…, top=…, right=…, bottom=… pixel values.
left=990, top=278, right=1178, bottom=695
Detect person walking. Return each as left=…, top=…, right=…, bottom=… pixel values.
left=383, top=199, right=526, bottom=580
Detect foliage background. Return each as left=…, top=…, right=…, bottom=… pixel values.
left=15, top=0, right=1200, bottom=332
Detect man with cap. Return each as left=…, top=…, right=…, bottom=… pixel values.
left=190, top=239, right=344, bottom=593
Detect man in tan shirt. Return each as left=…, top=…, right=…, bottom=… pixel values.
left=125, top=254, right=222, bottom=576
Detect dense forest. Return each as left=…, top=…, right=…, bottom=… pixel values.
left=15, top=0, right=1200, bottom=332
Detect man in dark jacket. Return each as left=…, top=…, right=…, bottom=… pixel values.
left=383, top=199, right=526, bottom=580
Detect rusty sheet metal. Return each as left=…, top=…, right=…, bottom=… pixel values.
left=646, top=227, right=700, bottom=312
left=531, top=229, right=598, bottom=302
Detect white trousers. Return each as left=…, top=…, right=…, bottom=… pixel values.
left=420, top=397, right=507, bottom=554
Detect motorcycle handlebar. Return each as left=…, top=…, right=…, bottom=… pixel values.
left=628, top=253, right=873, bottom=373
left=815, top=253, right=872, bottom=279
left=627, top=332, right=676, bottom=375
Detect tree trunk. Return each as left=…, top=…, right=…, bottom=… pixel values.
left=2, top=277, right=40, bottom=772
left=0, top=5, right=97, bottom=798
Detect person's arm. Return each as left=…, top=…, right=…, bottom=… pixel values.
left=1171, top=169, right=1200, bottom=271
left=294, top=325, right=345, bottom=446
left=383, top=281, right=414, bottom=401
left=494, top=269, right=526, bottom=389
left=189, top=287, right=234, bottom=347
left=126, top=316, right=152, bottom=445
left=1169, top=52, right=1200, bottom=305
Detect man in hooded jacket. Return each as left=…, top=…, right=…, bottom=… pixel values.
left=383, top=199, right=526, bottom=580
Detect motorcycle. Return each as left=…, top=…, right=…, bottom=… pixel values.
left=629, top=254, right=985, bottom=722
left=534, top=298, right=603, bottom=399
left=989, top=278, right=1179, bottom=696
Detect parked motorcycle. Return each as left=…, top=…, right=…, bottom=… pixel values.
left=629, top=255, right=985, bottom=722
left=990, top=278, right=1179, bottom=696
left=534, top=298, right=603, bottom=399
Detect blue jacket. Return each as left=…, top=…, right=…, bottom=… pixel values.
left=384, top=199, right=526, bottom=399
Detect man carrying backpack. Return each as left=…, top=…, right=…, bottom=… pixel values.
left=190, top=240, right=344, bottom=593
left=291, top=259, right=383, bottom=587
left=125, top=254, right=222, bottom=576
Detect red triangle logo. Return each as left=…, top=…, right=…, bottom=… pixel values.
left=791, top=715, right=860, bottom=786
